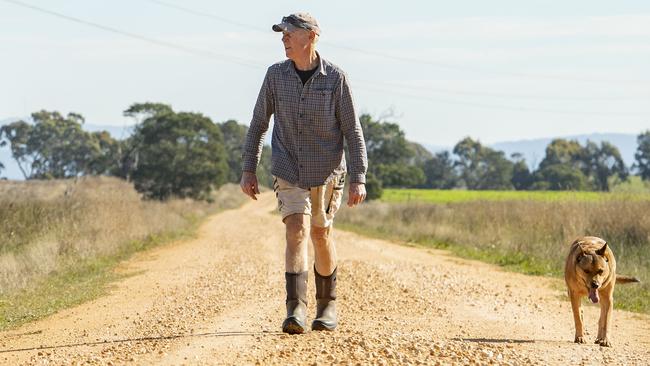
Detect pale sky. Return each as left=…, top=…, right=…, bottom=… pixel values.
left=1, top=0, right=649, bottom=147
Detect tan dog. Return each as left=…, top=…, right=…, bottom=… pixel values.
left=564, top=236, right=640, bottom=347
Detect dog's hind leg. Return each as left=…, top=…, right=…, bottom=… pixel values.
left=595, top=284, right=614, bottom=347
left=569, top=290, right=585, bottom=344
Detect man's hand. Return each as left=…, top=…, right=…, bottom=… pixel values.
left=240, top=171, right=260, bottom=200
left=347, top=182, right=366, bottom=207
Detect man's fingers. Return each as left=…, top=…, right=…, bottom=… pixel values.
left=241, top=182, right=258, bottom=200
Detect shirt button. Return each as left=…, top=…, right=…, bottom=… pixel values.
left=299, top=164, right=303, bottom=168
left=301, top=97, right=305, bottom=101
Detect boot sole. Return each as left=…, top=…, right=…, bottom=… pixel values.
left=282, top=318, right=306, bottom=334
left=311, top=320, right=336, bottom=331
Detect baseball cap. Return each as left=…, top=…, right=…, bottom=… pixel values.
left=272, top=12, right=321, bottom=35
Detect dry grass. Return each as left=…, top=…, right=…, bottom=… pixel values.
left=336, top=198, right=650, bottom=313
left=0, top=176, right=244, bottom=296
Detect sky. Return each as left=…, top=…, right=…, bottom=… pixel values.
left=1, top=0, right=649, bottom=147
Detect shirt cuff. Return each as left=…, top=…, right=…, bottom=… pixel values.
left=241, top=160, right=258, bottom=174
left=348, top=173, right=366, bottom=184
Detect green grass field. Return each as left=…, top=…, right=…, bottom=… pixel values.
left=381, top=188, right=650, bottom=204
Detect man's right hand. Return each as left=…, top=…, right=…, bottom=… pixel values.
left=240, top=171, right=260, bottom=200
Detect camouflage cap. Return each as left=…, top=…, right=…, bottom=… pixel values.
left=272, top=12, right=321, bottom=35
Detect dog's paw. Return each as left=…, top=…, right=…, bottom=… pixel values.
left=596, top=338, right=612, bottom=347
left=574, top=336, right=586, bottom=344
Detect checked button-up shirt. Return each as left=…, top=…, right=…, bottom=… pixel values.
left=242, top=52, right=368, bottom=189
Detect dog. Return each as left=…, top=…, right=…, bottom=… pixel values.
left=564, top=236, right=640, bottom=347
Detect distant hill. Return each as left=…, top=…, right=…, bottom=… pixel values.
left=418, top=133, right=638, bottom=169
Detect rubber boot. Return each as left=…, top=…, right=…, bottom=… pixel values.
left=312, top=266, right=337, bottom=331
left=282, top=271, right=308, bottom=334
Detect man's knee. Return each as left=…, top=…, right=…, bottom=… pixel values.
left=285, top=213, right=309, bottom=245
left=310, top=225, right=331, bottom=245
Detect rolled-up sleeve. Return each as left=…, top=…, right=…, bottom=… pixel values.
left=336, top=73, right=368, bottom=184
left=242, top=68, right=274, bottom=173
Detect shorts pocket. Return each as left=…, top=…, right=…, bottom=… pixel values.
left=326, top=174, right=345, bottom=215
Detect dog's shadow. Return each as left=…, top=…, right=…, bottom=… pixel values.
left=455, top=337, right=568, bottom=345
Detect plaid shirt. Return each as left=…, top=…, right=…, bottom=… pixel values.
left=242, top=52, right=368, bottom=189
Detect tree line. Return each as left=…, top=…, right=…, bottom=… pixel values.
left=358, top=115, right=650, bottom=199
left=0, top=103, right=271, bottom=201
left=1, top=105, right=649, bottom=201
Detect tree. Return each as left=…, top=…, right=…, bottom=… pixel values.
left=634, top=130, right=650, bottom=181
left=534, top=138, right=627, bottom=191
left=534, top=139, right=590, bottom=191
left=219, top=119, right=248, bottom=183
left=123, top=103, right=229, bottom=201
left=511, top=153, right=534, bottom=190
left=360, top=114, right=414, bottom=166
left=538, top=138, right=585, bottom=171
left=420, top=151, right=458, bottom=189
left=0, top=111, right=112, bottom=179
left=407, top=141, right=433, bottom=166
left=532, top=164, right=590, bottom=190
left=357, top=114, right=425, bottom=189
left=375, top=163, right=425, bottom=188
left=79, top=130, right=121, bottom=176
left=582, top=140, right=628, bottom=191
left=364, top=172, right=383, bottom=200
left=453, top=137, right=513, bottom=190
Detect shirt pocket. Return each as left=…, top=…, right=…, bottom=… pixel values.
left=309, top=89, right=337, bottom=136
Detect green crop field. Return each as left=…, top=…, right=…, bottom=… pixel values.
left=381, top=188, right=650, bottom=204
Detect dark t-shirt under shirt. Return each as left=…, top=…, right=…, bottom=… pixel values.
left=295, top=65, right=318, bottom=85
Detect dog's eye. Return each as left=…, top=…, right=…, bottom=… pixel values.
left=583, top=269, right=591, bottom=274
left=597, top=269, right=604, bottom=275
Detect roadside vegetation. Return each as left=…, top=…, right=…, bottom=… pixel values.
left=0, top=177, right=246, bottom=330
left=336, top=191, right=650, bottom=314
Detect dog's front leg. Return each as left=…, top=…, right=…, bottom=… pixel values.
left=569, top=290, right=585, bottom=343
left=596, top=285, right=614, bottom=347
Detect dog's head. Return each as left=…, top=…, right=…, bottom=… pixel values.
left=575, top=240, right=611, bottom=303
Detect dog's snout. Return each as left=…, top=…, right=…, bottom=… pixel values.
left=590, top=281, right=600, bottom=289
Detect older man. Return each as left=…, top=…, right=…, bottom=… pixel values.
left=240, top=12, right=368, bottom=334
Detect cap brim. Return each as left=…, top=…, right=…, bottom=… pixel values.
left=272, top=22, right=298, bottom=32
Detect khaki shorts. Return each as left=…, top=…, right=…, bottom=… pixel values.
left=272, top=174, right=345, bottom=228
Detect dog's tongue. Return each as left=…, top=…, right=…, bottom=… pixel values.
left=589, top=289, right=600, bottom=303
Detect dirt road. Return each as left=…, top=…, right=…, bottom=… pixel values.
left=2, top=192, right=649, bottom=365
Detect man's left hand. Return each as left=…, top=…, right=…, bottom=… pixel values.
left=347, top=182, right=366, bottom=207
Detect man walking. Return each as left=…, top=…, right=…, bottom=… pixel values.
left=240, top=12, right=368, bottom=334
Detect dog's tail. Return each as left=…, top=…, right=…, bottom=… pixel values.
left=616, top=275, right=641, bottom=284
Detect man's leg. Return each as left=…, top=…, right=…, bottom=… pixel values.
left=312, top=225, right=336, bottom=276
left=309, top=175, right=344, bottom=332
left=311, top=224, right=338, bottom=331
left=282, top=213, right=310, bottom=334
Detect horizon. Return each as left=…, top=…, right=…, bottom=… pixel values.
left=0, top=113, right=641, bottom=180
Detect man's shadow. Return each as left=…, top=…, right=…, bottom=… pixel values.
left=0, top=330, right=284, bottom=354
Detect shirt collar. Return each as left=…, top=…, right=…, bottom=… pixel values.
left=285, top=51, right=328, bottom=76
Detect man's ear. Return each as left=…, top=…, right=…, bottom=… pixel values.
left=596, top=242, right=608, bottom=256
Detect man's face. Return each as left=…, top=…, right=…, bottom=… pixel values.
left=281, top=28, right=313, bottom=59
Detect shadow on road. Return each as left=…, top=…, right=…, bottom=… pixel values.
left=456, top=337, right=536, bottom=344
left=0, top=330, right=284, bottom=353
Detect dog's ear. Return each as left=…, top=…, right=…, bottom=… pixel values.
left=576, top=253, right=584, bottom=263
left=596, top=241, right=608, bottom=256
